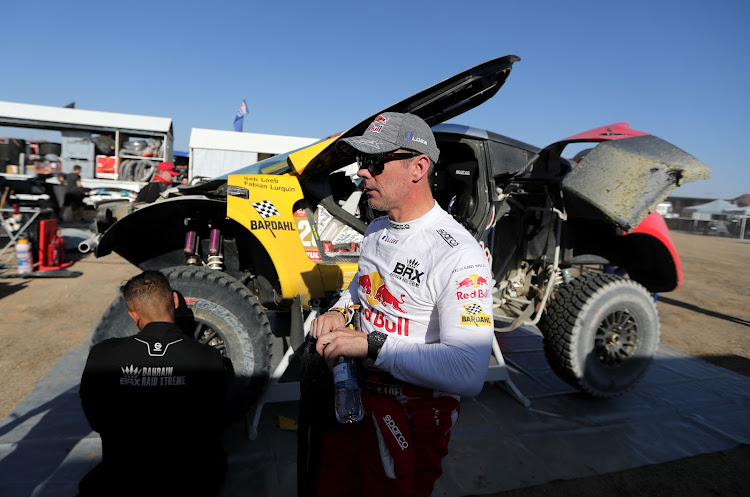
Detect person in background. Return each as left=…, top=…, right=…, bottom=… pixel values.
left=63, top=165, right=87, bottom=220
left=77, top=270, right=233, bottom=497
left=135, top=162, right=179, bottom=203
left=303, top=113, right=495, bottom=497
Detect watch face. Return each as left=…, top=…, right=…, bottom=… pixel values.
left=367, top=332, right=387, bottom=360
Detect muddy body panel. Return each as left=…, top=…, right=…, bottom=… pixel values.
left=562, top=135, right=711, bottom=231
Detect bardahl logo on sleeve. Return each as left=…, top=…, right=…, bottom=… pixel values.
left=460, top=303, right=492, bottom=327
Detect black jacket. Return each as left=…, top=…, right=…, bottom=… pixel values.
left=135, top=181, right=169, bottom=203
left=78, top=322, right=233, bottom=496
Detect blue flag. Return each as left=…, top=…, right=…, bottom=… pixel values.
left=234, top=99, right=248, bottom=132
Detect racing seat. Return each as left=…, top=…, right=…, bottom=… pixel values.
left=434, top=160, right=478, bottom=222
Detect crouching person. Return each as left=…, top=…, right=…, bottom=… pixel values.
left=78, top=270, right=234, bottom=497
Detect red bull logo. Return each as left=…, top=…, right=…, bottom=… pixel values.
left=455, top=273, right=489, bottom=300
left=360, top=272, right=407, bottom=314
left=366, top=115, right=388, bottom=133
left=363, top=308, right=410, bottom=336
left=360, top=273, right=373, bottom=295
left=375, top=285, right=406, bottom=312
left=455, top=273, right=488, bottom=289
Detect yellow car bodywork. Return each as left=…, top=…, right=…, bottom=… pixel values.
left=226, top=136, right=358, bottom=306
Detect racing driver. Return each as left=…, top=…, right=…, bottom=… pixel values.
left=309, top=112, right=495, bottom=496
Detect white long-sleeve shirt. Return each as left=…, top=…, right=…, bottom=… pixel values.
left=333, top=202, right=494, bottom=398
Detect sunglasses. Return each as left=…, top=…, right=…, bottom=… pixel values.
left=356, top=152, right=419, bottom=176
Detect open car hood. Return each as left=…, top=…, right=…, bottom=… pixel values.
left=295, top=54, right=520, bottom=176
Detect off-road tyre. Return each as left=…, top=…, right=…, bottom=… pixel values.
left=538, top=273, right=660, bottom=397
left=118, top=159, right=136, bottom=181
left=91, top=266, right=273, bottom=414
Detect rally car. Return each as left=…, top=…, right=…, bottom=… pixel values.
left=91, top=55, right=710, bottom=408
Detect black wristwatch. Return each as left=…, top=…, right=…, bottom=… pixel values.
left=367, top=331, right=387, bottom=360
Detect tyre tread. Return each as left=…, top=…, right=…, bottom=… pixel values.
left=539, top=273, right=659, bottom=397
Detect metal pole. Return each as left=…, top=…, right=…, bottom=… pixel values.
left=740, top=216, right=746, bottom=241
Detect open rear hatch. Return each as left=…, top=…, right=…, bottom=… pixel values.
left=298, top=55, right=521, bottom=176
left=561, top=134, right=711, bottom=231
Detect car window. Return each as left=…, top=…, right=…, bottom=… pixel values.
left=218, top=153, right=292, bottom=178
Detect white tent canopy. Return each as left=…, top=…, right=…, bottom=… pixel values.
left=682, top=199, right=739, bottom=216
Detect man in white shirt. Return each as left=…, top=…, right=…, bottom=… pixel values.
left=308, top=112, right=494, bottom=497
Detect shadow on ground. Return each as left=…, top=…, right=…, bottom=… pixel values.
left=659, top=295, right=750, bottom=327
left=2, top=327, right=750, bottom=497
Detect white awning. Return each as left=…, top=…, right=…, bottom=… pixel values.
left=0, top=101, right=173, bottom=136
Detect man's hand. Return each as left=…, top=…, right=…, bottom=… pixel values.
left=314, top=327, right=368, bottom=370
left=310, top=311, right=347, bottom=339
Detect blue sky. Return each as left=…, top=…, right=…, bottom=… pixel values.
left=2, top=0, right=748, bottom=198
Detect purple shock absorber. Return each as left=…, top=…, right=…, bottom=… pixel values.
left=184, top=230, right=197, bottom=256
left=208, top=228, right=221, bottom=256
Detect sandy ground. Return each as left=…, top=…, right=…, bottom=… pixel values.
left=1, top=228, right=749, bottom=495
left=0, top=245, right=140, bottom=419
left=656, top=233, right=750, bottom=376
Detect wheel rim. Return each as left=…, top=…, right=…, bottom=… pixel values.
left=594, top=309, right=638, bottom=366
left=190, top=320, right=228, bottom=355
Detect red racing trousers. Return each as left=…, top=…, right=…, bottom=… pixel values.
left=316, top=389, right=460, bottom=497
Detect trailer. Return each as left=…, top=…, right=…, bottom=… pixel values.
left=0, top=100, right=173, bottom=191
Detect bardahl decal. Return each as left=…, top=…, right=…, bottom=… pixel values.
left=251, top=200, right=280, bottom=218
left=250, top=219, right=296, bottom=232
left=460, top=303, right=492, bottom=327
left=248, top=199, right=295, bottom=239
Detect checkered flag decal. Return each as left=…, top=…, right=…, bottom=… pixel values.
left=251, top=200, right=280, bottom=218
left=463, top=303, right=484, bottom=315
